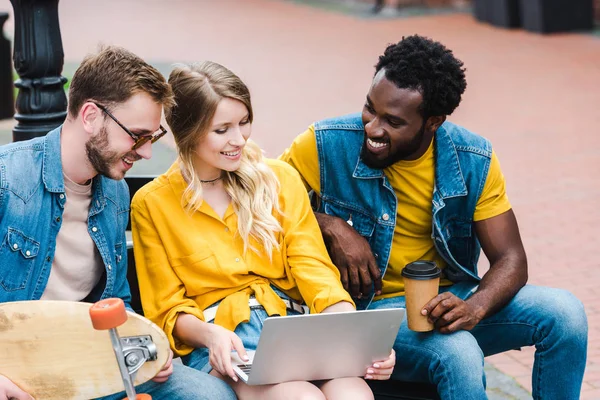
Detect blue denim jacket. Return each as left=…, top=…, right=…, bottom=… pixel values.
left=0, top=126, right=131, bottom=305
left=312, top=113, right=492, bottom=309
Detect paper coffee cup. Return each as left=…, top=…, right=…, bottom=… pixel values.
left=401, top=261, right=441, bottom=332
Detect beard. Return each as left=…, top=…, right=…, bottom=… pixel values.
left=85, top=125, right=137, bottom=180
left=360, top=121, right=426, bottom=170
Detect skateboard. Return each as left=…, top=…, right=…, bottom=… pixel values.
left=0, top=298, right=169, bottom=400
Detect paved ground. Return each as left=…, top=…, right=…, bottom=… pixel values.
left=0, top=0, right=599, bottom=398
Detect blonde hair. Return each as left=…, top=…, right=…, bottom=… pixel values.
left=165, top=61, right=282, bottom=258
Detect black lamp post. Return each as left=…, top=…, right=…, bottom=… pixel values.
left=0, top=13, right=13, bottom=121
left=10, top=0, right=67, bottom=142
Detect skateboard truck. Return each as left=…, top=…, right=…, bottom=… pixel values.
left=90, top=298, right=154, bottom=400
left=121, top=335, right=158, bottom=376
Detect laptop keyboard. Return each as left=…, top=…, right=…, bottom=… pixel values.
left=237, top=363, right=252, bottom=374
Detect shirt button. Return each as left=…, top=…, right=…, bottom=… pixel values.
left=382, top=213, right=390, bottom=221
left=225, top=227, right=229, bottom=232
left=55, top=217, right=61, bottom=223
left=59, top=194, right=65, bottom=199
left=92, top=227, right=98, bottom=232
left=107, top=264, right=112, bottom=270
left=12, top=243, right=18, bottom=249
left=25, top=250, right=31, bottom=256
left=235, top=258, right=240, bottom=262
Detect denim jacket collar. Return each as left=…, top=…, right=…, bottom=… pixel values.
left=42, top=125, right=107, bottom=214
left=434, top=123, right=468, bottom=199
left=352, top=158, right=384, bottom=179
left=42, top=127, right=65, bottom=193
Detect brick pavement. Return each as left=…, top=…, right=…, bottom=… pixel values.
left=1, top=0, right=599, bottom=397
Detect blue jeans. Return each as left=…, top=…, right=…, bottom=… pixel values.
left=369, top=283, right=587, bottom=400
left=95, top=362, right=237, bottom=400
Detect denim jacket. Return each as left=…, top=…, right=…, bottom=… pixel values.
left=0, top=126, right=131, bottom=305
left=312, top=113, right=492, bottom=309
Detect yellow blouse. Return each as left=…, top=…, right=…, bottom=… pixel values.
left=131, top=159, right=353, bottom=356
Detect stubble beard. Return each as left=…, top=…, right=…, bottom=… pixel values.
left=85, top=125, right=126, bottom=180
left=360, top=123, right=426, bottom=169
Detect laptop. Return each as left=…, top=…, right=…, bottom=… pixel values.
left=230, top=308, right=404, bottom=385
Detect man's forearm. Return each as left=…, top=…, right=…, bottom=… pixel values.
left=466, top=253, right=528, bottom=321
left=468, top=210, right=528, bottom=322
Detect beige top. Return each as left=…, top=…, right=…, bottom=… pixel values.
left=41, top=175, right=103, bottom=301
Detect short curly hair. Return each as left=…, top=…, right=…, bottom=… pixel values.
left=375, top=35, right=466, bottom=118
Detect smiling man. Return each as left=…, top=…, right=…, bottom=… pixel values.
left=280, top=35, right=587, bottom=399
left=0, top=46, right=236, bottom=400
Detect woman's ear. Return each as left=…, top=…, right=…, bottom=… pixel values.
left=80, top=102, right=101, bottom=134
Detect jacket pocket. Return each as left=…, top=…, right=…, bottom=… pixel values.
left=323, top=202, right=376, bottom=238
left=0, top=228, right=40, bottom=291
left=440, top=219, right=472, bottom=240
left=439, top=219, right=475, bottom=269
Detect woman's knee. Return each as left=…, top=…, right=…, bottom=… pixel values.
left=319, top=377, right=374, bottom=400
left=278, top=382, right=326, bottom=400
left=236, top=381, right=326, bottom=400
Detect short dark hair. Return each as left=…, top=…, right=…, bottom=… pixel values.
left=375, top=35, right=467, bottom=118
left=68, top=45, right=174, bottom=118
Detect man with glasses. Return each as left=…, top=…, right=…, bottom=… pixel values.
left=0, top=46, right=237, bottom=400
left=94, top=102, right=168, bottom=151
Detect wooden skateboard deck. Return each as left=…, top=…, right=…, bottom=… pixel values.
left=0, top=300, right=170, bottom=400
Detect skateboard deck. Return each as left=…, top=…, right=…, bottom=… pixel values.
left=0, top=300, right=170, bottom=400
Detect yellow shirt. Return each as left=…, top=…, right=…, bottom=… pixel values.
left=279, top=125, right=512, bottom=299
left=131, top=158, right=353, bottom=356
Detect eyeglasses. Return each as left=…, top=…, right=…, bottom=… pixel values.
left=94, top=102, right=167, bottom=150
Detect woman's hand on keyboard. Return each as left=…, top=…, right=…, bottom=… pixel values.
left=364, top=348, right=395, bottom=380
left=205, top=324, right=249, bottom=382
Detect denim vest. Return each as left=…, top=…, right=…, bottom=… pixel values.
left=312, top=113, right=491, bottom=309
left=0, top=126, right=131, bottom=305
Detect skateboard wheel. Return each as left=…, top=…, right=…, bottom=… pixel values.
left=89, top=298, right=128, bottom=330
left=120, top=395, right=151, bottom=400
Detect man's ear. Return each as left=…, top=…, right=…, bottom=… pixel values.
left=427, top=115, right=446, bottom=133
left=80, top=102, right=101, bottom=134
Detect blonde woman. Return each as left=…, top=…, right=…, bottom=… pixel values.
left=131, top=61, right=394, bottom=400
